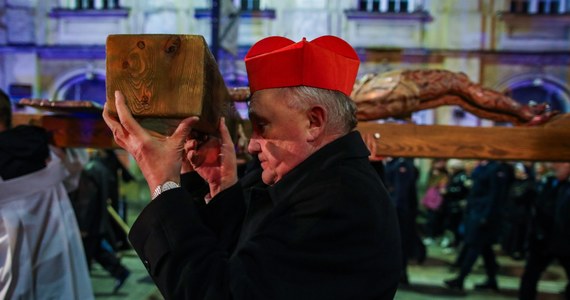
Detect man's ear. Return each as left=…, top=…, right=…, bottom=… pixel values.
left=306, top=105, right=326, bottom=142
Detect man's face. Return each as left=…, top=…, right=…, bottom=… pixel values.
left=247, top=89, right=314, bottom=185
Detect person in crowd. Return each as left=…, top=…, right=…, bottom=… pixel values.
left=421, top=158, right=448, bottom=245
left=448, top=159, right=477, bottom=269
left=102, top=35, right=402, bottom=299
left=533, top=162, right=552, bottom=183
left=501, top=162, right=536, bottom=260
left=444, top=160, right=513, bottom=291
left=70, top=149, right=131, bottom=293
left=441, top=159, right=470, bottom=250
left=385, top=156, right=424, bottom=285
left=97, top=149, right=134, bottom=251
left=519, top=162, right=570, bottom=300
left=0, top=89, right=93, bottom=299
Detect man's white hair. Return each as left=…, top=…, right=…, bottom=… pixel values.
left=277, top=86, right=357, bottom=136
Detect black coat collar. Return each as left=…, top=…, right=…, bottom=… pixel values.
left=266, top=130, right=369, bottom=205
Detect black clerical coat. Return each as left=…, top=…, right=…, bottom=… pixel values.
left=129, top=131, right=402, bottom=300
left=0, top=125, right=50, bottom=180
left=464, top=161, right=513, bottom=246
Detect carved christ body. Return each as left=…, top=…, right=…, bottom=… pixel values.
left=349, top=69, right=556, bottom=125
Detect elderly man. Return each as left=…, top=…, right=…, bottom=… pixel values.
left=103, top=35, right=401, bottom=299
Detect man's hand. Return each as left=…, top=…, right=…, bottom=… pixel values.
left=184, top=117, right=237, bottom=201
left=102, top=90, right=199, bottom=197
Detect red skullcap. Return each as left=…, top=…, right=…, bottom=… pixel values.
left=244, top=35, right=360, bottom=97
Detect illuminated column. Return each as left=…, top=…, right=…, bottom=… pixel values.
left=380, top=0, right=388, bottom=12
left=59, top=0, right=73, bottom=9
left=408, top=0, right=416, bottom=12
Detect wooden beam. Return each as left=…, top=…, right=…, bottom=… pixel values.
left=42, top=115, right=116, bottom=149
left=105, top=34, right=230, bottom=136
left=13, top=110, right=570, bottom=161
left=12, top=113, right=115, bottom=148
left=357, top=117, right=570, bottom=162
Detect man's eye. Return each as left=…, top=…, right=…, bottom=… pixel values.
left=254, top=122, right=267, bottom=133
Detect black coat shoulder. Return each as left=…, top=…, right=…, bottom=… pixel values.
left=0, top=125, right=50, bottom=180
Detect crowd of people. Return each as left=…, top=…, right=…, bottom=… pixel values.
left=412, top=157, right=570, bottom=298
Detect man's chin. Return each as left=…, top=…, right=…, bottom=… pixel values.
left=261, top=171, right=278, bottom=186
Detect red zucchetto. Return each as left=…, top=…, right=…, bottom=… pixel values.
left=244, top=35, right=360, bottom=97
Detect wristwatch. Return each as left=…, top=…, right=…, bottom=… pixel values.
left=151, top=181, right=180, bottom=200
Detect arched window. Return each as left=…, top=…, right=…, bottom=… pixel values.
left=52, top=69, right=107, bottom=106
left=505, top=76, right=570, bottom=114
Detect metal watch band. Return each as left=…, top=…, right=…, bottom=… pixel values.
left=151, top=181, right=180, bottom=200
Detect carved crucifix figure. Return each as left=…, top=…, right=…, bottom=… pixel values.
left=350, top=69, right=557, bottom=125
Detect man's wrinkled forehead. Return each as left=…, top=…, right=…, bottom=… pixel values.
left=247, top=93, right=261, bottom=118
left=247, top=89, right=283, bottom=117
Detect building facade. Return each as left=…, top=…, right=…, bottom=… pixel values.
left=1, top=0, right=569, bottom=125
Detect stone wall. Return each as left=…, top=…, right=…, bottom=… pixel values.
left=0, top=0, right=568, bottom=125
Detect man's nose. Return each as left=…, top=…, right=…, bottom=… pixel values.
left=247, top=137, right=260, bottom=154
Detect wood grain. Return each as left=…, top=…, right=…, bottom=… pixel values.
left=358, top=120, right=570, bottom=161
left=12, top=112, right=570, bottom=159
left=106, top=34, right=230, bottom=135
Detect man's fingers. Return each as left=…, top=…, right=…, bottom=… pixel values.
left=184, top=139, right=198, bottom=152
left=102, top=102, right=120, bottom=129
left=102, top=102, right=127, bottom=147
left=219, top=117, right=234, bottom=147
left=188, top=150, right=204, bottom=167
left=114, top=90, right=146, bottom=137
left=172, top=116, right=200, bottom=140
